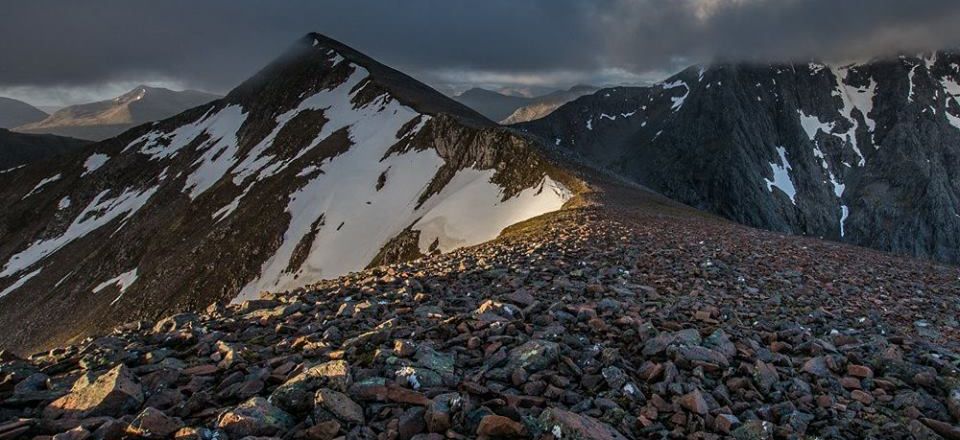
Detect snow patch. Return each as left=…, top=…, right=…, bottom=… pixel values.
left=182, top=105, right=248, bottom=198
left=54, top=271, right=73, bottom=288
left=828, top=172, right=845, bottom=198
left=764, top=147, right=797, bottom=205
left=798, top=110, right=835, bottom=141
left=925, top=52, right=939, bottom=70
left=414, top=171, right=570, bottom=253
left=82, top=153, right=110, bottom=176
left=908, top=63, right=920, bottom=102
left=662, top=80, right=690, bottom=111
left=94, top=269, right=139, bottom=306
left=212, top=191, right=247, bottom=222
left=947, top=112, right=960, bottom=130
left=22, top=174, right=62, bottom=199
left=941, top=76, right=960, bottom=99
left=662, top=80, right=686, bottom=90
left=297, top=165, right=319, bottom=177
left=93, top=268, right=138, bottom=294
left=840, top=205, right=850, bottom=237
left=0, top=165, right=25, bottom=174
left=939, top=76, right=960, bottom=130
left=58, top=197, right=71, bottom=210
left=0, top=268, right=41, bottom=299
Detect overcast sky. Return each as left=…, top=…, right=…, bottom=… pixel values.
left=3, top=0, right=960, bottom=106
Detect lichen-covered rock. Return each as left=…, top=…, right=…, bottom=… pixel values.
left=43, top=365, right=143, bottom=419
left=126, top=406, right=184, bottom=438
left=505, top=340, right=559, bottom=372
left=270, top=360, right=351, bottom=414
left=315, top=387, right=364, bottom=424
left=536, top=408, right=628, bottom=440
left=216, top=397, right=294, bottom=438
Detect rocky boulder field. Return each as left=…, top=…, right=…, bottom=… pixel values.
left=1, top=185, right=959, bottom=439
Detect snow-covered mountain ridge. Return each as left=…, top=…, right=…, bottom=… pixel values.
left=0, top=33, right=576, bottom=353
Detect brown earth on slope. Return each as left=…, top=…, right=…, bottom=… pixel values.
left=0, top=180, right=958, bottom=439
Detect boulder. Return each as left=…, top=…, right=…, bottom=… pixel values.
left=505, top=340, right=559, bottom=372
left=315, top=387, right=364, bottom=424
left=270, top=360, right=351, bottom=415
left=216, top=396, right=294, bottom=438
left=477, top=414, right=525, bottom=437
left=44, top=365, right=143, bottom=419
left=536, top=408, right=628, bottom=440
left=125, top=407, right=184, bottom=438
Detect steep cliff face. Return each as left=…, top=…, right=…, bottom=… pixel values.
left=0, top=33, right=575, bottom=353
left=520, top=53, right=960, bottom=263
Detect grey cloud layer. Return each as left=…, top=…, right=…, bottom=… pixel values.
left=598, top=0, right=960, bottom=71
left=0, top=0, right=600, bottom=92
left=2, top=0, right=960, bottom=93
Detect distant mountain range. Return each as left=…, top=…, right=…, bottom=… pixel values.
left=0, top=97, right=48, bottom=129
left=12, top=86, right=220, bottom=141
left=453, top=85, right=598, bottom=123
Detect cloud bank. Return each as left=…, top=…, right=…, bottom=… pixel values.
left=2, top=0, right=959, bottom=103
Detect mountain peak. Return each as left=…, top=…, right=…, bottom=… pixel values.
left=250, top=32, right=494, bottom=127
left=115, top=85, right=155, bottom=104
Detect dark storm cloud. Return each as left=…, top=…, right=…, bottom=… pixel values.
left=597, top=0, right=960, bottom=72
left=0, top=0, right=602, bottom=93
left=2, top=0, right=960, bottom=96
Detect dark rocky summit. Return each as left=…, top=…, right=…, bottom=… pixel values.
left=0, top=184, right=958, bottom=439
left=519, top=53, right=960, bottom=264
